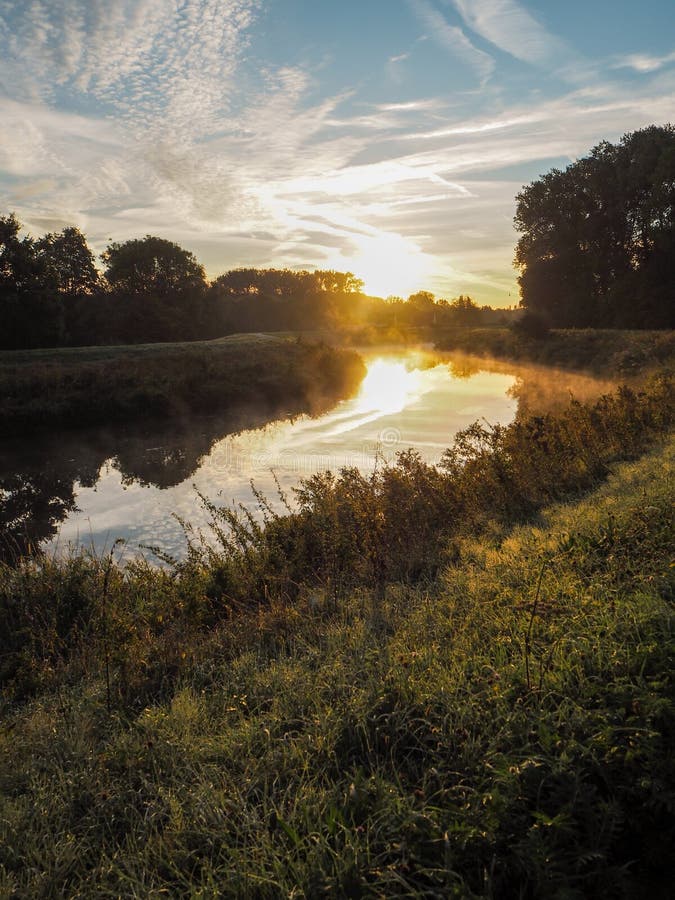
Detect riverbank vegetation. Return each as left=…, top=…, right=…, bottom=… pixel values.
left=436, top=327, right=675, bottom=377
left=0, top=376, right=673, bottom=895
left=0, top=334, right=365, bottom=434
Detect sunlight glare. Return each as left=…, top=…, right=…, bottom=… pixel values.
left=356, top=358, right=422, bottom=415
left=351, top=233, right=432, bottom=298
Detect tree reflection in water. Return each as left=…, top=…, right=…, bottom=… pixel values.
left=0, top=355, right=617, bottom=560
left=0, top=405, right=315, bottom=558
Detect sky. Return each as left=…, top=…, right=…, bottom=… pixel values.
left=0, top=1, right=673, bottom=305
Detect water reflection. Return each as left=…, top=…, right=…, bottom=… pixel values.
left=356, top=359, right=423, bottom=415
left=0, top=405, right=334, bottom=557
left=0, top=350, right=617, bottom=560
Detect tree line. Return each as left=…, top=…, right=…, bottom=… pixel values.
left=515, top=123, right=675, bottom=328
left=0, top=215, right=505, bottom=349
left=3, top=122, right=671, bottom=350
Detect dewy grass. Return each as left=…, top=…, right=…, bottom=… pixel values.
left=0, top=380, right=673, bottom=896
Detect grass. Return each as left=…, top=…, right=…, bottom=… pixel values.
left=435, top=327, right=675, bottom=376
left=0, top=437, right=672, bottom=897
left=0, top=368, right=673, bottom=896
left=0, top=334, right=366, bottom=433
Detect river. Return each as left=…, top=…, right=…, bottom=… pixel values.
left=0, top=348, right=615, bottom=561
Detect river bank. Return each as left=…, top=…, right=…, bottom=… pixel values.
left=0, top=334, right=366, bottom=434
left=434, top=326, right=675, bottom=375
left=1, top=419, right=673, bottom=896
left=1, top=334, right=674, bottom=895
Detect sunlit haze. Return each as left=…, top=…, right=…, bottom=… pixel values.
left=1, top=1, right=674, bottom=304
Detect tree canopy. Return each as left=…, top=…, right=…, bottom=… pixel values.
left=36, top=226, right=99, bottom=296
left=514, top=124, right=675, bottom=328
left=0, top=215, right=513, bottom=349
left=102, top=236, right=206, bottom=297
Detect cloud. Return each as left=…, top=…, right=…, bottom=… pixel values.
left=448, top=0, right=568, bottom=66
left=0, top=0, right=262, bottom=138
left=376, top=100, right=441, bottom=112
left=612, top=50, right=675, bottom=73
left=407, top=0, right=495, bottom=82
left=1, top=0, right=673, bottom=304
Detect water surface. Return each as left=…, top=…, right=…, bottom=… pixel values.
left=0, top=348, right=615, bottom=561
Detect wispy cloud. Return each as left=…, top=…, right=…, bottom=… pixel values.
left=0, top=0, right=673, bottom=304
left=612, top=50, right=675, bottom=73
left=408, top=0, right=495, bottom=82
left=448, top=0, right=567, bottom=66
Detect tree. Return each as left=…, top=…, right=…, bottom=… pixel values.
left=514, top=125, right=675, bottom=328
left=101, top=236, right=206, bottom=297
left=406, top=290, right=437, bottom=326
left=36, top=226, right=99, bottom=296
left=0, top=213, right=40, bottom=295
left=210, top=268, right=367, bottom=332
left=448, top=295, right=481, bottom=326
left=0, top=213, right=67, bottom=348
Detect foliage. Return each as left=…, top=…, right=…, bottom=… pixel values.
left=1, top=212, right=520, bottom=349
left=0, top=213, right=66, bottom=348
left=0, top=432, right=673, bottom=896
left=35, top=226, right=99, bottom=296
left=0, top=335, right=366, bottom=437
left=1, top=372, right=671, bottom=702
left=515, top=125, right=675, bottom=328
left=101, top=235, right=206, bottom=297
left=512, top=309, right=550, bottom=340
left=435, top=327, right=675, bottom=376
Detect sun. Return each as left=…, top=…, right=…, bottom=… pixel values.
left=349, top=233, right=433, bottom=298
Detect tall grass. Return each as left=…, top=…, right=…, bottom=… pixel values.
left=0, top=435, right=672, bottom=896
left=0, top=361, right=673, bottom=896
left=1, top=373, right=672, bottom=707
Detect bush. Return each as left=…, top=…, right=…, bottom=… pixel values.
left=511, top=310, right=551, bottom=340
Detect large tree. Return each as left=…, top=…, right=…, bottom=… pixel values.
left=101, top=236, right=206, bottom=297
left=514, top=125, right=675, bottom=328
left=210, top=268, right=367, bottom=331
left=0, top=214, right=67, bottom=348
left=0, top=213, right=40, bottom=295
left=36, top=226, right=99, bottom=296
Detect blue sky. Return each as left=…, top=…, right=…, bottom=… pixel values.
left=0, top=0, right=673, bottom=304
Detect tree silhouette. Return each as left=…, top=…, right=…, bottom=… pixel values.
left=514, top=125, right=675, bottom=328
left=36, top=226, right=99, bottom=296
left=102, top=235, right=206, bottom=297
left=0, top=213, right=66, bottom=348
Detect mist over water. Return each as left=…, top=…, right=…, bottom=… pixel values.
left=1, top=349, right=617, bottom=561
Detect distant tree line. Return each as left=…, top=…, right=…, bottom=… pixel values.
left=0, top=215, right=508, bottom=350
left=2, top=123, right=673, bottom=350
left=515, top=124, right=675, bottom=328
left=0, top=216, right=215, bottom=348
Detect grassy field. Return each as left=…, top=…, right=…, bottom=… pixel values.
left=0, top=366, right=673, bottom=896
left=0, top=334, right=366, bottom=433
